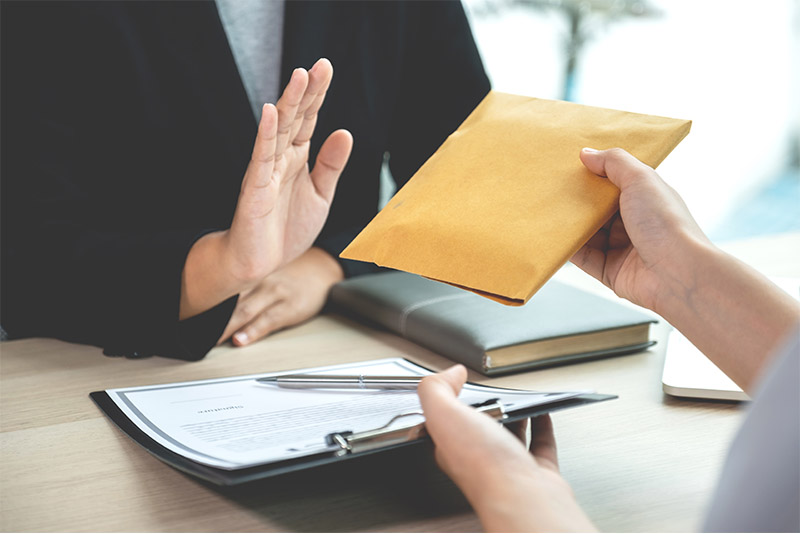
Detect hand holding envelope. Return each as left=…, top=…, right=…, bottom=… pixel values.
left=341, top=92, right=691, bottom=305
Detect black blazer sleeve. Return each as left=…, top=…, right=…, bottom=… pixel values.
left=1, top=2, right=244, bottom=360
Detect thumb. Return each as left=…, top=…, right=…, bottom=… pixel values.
left=417, top=365, right=468, bottom=418
left=310, top=129, right=353, bottom=203
left=418, top=364, right=467, bottom=398
left=417, top=365, right=472, bottom=450
left=579, top=147, right=654, bottom=191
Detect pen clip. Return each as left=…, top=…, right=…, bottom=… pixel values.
left=325, top=399, right=507, bottom=456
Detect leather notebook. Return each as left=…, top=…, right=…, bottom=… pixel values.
left=330, top=271, right=656, bottom=376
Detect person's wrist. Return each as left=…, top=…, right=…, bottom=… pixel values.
left=651, top=232, right=719, bottom=320
left=468, top=452, right=538, bottom=513
left=306, top=246, right=344, bottom=285
left=181, top=230, right=249, bottom=320
left=217, top=229, right=274, bottom=289
left=472, top=462, right=586, bottom=532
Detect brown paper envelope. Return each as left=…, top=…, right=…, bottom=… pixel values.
left=341, top=91, right=691, bottom=305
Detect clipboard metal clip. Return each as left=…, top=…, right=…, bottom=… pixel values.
left=326, top=398, right=507, bottom=456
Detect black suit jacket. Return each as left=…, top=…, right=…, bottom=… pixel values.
left=0, top=0, right=490, bottom=359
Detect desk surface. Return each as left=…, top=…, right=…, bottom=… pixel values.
left=2, top=232, right=798, bottom=533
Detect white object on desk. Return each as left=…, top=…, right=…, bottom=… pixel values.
left=662, top=329, right=749, bottom=401
left=662, top=277, right=799, bottom=402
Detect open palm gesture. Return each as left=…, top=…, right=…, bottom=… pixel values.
left=180, top=58, right=352, bottom=320
left=228, top=58, right=353, bottom=282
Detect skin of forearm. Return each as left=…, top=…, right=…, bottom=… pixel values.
left=653, top=237, right=800, bottom=393
left=471, top=462, right=596, bottom=532
left=304, top=246, right=345, bottom=285
left=179, top=230, right=257, bottom=320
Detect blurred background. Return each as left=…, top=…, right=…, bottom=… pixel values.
left=461, top=0, right=800, bottom=243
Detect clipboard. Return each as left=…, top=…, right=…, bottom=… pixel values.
left=90, top=358, right=615, bottom=486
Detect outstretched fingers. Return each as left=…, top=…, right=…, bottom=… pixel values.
left=275, top=68, right=309, bottom=160
left=293, top=58, right=333, bottom=145
left=245, top=103, right=278, bottom=190
left=274, top=58, right=333, bottom=160
left=310, top=129, right=353, bottom=203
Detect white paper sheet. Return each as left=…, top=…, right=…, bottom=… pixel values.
left=108, top=358, right=584, bottom=470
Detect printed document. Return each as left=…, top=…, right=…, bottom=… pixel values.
left=108, top=358, right=584, bottom=470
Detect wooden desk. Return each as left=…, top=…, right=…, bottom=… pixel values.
left=2, top=232, right=798, bottom=532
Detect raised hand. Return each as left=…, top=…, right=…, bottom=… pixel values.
left=226, top=58, right=352, bottom=283
left=180, top=59, right=352, bottom=321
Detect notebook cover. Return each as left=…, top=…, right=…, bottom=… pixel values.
left=330, top=271, right=656, bottom=375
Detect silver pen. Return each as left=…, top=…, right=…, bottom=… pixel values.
left=256, top=374, right=423, bottom=390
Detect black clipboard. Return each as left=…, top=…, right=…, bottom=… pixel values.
left=91, top=383, right=615, bottom=486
